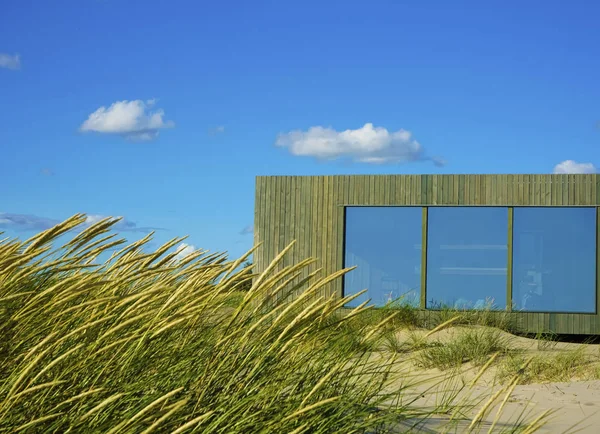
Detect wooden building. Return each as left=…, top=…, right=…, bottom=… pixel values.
left=253, top=174, right=600, bottom=335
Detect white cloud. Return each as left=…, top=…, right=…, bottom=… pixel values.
left=84, top=215, right=109, bottom=226
left=208, top=125, right=226, bottom=136
left=174, top=242, right=196, bottom=262
left=83, top=214, right=163, bottom=233
left=0, top=212, right=162, bottom=233
left=0, top=53, right=20, bottom=70
left=275, top=123, right=443, bottom=165
left=553, top=160, right=597, bottom=174
left=80, top=99, right=174, bottom=141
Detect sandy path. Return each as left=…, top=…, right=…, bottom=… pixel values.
left=385, top=379, right=600, bottom=432
left=494, top=381, right=600, bottom=433
left=373, top=327, right=600, bottom=432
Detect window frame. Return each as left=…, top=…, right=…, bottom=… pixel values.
left=425, top=205, right=509, bottom=311
left=341, top=205, right=424, bottom=308
left=341, top=205, right=598, bottom=315
left=510, top=206, right=598, bottom=315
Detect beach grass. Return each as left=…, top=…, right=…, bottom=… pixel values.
left=0, top=215, right=551, bottom=432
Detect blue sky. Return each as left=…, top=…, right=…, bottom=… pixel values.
left=1, top=0, right=599, bottom=261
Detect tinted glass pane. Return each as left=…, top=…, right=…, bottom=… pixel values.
left=512, top=207, right=596, bottom=313
left=343, top=207, right=422, bottom=307
left=426, top=207, right=508, bottom=310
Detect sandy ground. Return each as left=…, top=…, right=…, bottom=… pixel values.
left=376, top=327, right=600, bottom=433
left=491, top=380, right=600, bottom=433
left=404, top=379, right=600, bottom=433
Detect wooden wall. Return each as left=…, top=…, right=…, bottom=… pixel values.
left=253, top=174, right=600, bottom=334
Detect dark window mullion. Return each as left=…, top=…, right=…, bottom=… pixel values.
left=594, top=207, right=600, bottom=315
left=421, top=207, right=428, bottom=309
left=507, top=207, right=514, bottom=312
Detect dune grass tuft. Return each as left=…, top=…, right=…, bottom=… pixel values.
left=415, top=328, right=514, bottom=370
left=497, top=347, right=595, bottom=384
left=0, top=215, right=549, bottom=432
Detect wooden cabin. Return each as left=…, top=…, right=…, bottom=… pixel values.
left=253, top=174, right=600, bottom=335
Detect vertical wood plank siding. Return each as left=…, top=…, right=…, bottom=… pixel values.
left=254, top=175, right=600, bottom=335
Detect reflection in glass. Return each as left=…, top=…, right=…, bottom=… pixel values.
left=512, top=207, right=596, bottom=313
left=426, top=207, right=508, bottom=310
left=343, top=207, right=422, bottom=308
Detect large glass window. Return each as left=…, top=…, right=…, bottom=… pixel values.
left=512, top=207, right=596, bottom=313
left=426, top=207, right=508, bottom=310
left=343, top=207, right=422, bottom=308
